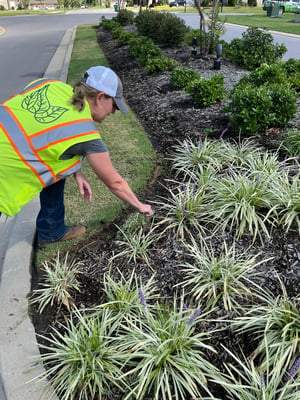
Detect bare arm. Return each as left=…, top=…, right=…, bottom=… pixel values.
left=74, top=171, right=92, bottom=202
left=86, top=152, right=153, bottom=216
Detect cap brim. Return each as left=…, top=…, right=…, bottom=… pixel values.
left=114, top=97, right=129, bottom=114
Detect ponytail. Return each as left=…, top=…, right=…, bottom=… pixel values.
left=70, top=82, right=99, bottom=111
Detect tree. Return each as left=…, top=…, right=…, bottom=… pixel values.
left=194, top=0, right=224, bottom=56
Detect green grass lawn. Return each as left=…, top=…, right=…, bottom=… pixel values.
left=219, top=12, right=300, bottom=35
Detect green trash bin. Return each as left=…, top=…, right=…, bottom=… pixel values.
left=266, top=6, right=280, bottom=17
left=114, top=4, right=119, bottom=11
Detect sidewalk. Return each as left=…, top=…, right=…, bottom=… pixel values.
left=0, top=26, right=76, bottom=400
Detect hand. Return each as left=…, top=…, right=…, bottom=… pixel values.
left=87, top=153, right=154, bottom=214
left=74, top=171, right=92, bottom=202
left=138, top=204, right=154, bottom=216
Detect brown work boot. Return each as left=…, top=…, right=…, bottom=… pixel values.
left=38, top=226, right=86, bottom=249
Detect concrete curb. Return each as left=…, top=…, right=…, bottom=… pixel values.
left=0, top=27, right=76, bottom=400
left=0, top=200, right=53, bottom=400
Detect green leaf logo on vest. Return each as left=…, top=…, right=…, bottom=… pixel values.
left=21, top=84, right=68, bottom=124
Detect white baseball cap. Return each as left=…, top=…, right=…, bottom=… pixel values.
left=81, top=66, right=128, bottom=114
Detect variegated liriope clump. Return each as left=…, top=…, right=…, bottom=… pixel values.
left=30, top=251, right=82, bottom=313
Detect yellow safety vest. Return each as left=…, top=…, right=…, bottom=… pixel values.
left=0, top=79, right=101, bottom=216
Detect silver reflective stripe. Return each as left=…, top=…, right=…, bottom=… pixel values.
left=31, top=120, right=98, bottom=150
left=0, top=106, right=55, bottom=187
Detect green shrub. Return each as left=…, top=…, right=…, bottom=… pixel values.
left=288, top=73, right=300, bottom=94
left=144, top=56, right=179, bottom=73
left=226, top=84, right=297, bottom=135
left=113, top=9, right=135, bottom=26
left=134, top=10, right=188, bottom=47
left=185, top=74, right=226, bottom=106
left=170, top=66, right=200, bottom=89
left=228, top=61, right=298, bottom=135
left=282, top=58, right=300, bottom=94
left=236, top=62, right=288, bottom=89
left=137, top=44, right=162, bottom=67
left=127, top=35, right=163, bottom=69
left=156, top=12, right=189, bottom=48
left=225, top=27, right=287, bottom=70
left=137, top=48, right=160, bottom=67
left=134, top=10, right=159, bottom=42
left=100, top=18, right=121, bottom=31
left=235, top=61, right=300, bottom=98
left=283, top=58, right=300, bottom=74
left=111, top=26, right=124, bottom=39
left=127, top=35, right=158, bottom=58
left=116, top=30, right=135, bottom=46
left=270, top=84, right=298, bottom=126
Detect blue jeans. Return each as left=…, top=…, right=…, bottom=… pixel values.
left=36, top=179, right=68, bottom=243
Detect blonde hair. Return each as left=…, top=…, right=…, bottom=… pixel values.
left=70, top=82, right=100, bottom=111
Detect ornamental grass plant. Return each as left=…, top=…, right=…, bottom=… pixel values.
left=31, top=251, right=82, bottom=313
left=102, top=268, right=158, bottom=315
left=213, top=346, right=300, bottom=400
left=36, top=308, right=130, bottom=400
left=242, top=150, right=286, bottom=176
left=217, top=137, right=265, bottom=169
left=231, top=281, right=300, bottom=371
left=35, top=130, right=300, bottom=398
left=177, top=240, right=268, bottom=313
left=110, top=222, right=158, bottom=269
left=36, top=276, right=224, bottom=400
left=283, top=130, right=300, bottom=156
left=154, top=180, right=212, bottom=240
left=169, top=137, right=268, bottom=179
left=272, top=173, right=300, bottom=233
left=168, top=137, right=227, bottom=176
left=117, top=296, right=221, bottom=400
left=166, top=137, right=300, bottom=243
left=207, top=170, right=279, bottom=242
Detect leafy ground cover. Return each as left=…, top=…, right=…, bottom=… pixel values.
left=30, top=23, right=300, bottom=400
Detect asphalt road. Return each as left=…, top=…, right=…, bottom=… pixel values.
left=0, top=10, right=299, bottom=103
left=0, top=11, right=114, bottom=102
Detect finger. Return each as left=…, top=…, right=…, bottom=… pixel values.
left=84, top=188, right=92, bottom=202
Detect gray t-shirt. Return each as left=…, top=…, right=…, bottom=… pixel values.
left=60, top=139, right=108, bottom=160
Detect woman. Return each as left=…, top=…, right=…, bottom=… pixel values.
left=0, top=66, right=153, bottom=248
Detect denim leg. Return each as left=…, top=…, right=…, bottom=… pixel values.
left=36, top=179, right=68, bottom=243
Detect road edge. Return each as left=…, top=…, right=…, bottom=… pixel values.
left=0, top=26, right=76, bottom=400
